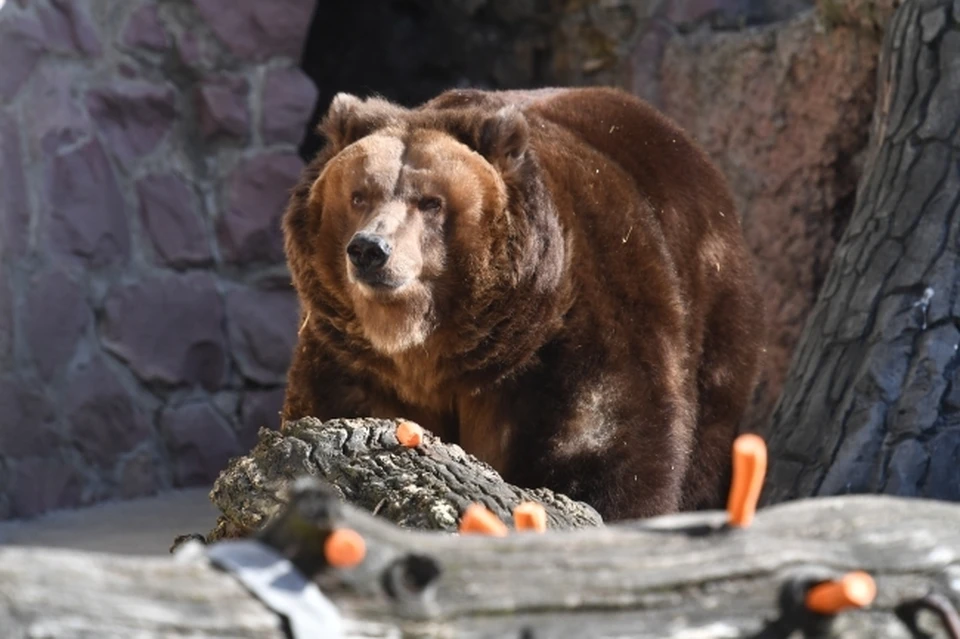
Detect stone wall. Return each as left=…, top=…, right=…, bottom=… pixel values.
left=0, top=0, right=316, bottom=518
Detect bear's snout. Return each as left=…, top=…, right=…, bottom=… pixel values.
left=347, top=233, right=392, bottom=279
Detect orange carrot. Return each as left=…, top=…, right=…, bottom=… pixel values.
left=396, top=421, right=424, bottom=448
left=805, top=571, right=877, bottom=615
left=726, top=433, right=768, bottom=527
left=513, top=501, right=547, bottom=533
left=458, top=503, right=509, bottom=537
left=323, top=527, right=366, bottom=568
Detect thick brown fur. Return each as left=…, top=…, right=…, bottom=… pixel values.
left=280, top=87, right=764, bottom=521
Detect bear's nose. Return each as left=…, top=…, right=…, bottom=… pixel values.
left=346, top=233, right=391, bottom=273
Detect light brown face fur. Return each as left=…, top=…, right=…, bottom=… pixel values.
left=308, top=128, right=507, bottom=355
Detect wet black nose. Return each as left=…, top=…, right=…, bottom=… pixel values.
left=346, top=233, right=391, bottom=273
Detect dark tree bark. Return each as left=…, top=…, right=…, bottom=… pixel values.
left=762, top=0, right=960, bottom=505
left=203, top=417, right=602, bottom=542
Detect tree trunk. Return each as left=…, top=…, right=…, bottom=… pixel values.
left=202, top=417, right=602, bottom=542
left=4, top=480, right=960, bottom=638
left=761, top=0, right=960, bottom=505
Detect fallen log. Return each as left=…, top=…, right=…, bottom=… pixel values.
left=3, top=478, right=960, bottom=638
left=203, top=417, right=603, bottom=542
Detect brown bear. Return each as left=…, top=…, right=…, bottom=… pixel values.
left=280, top=86, right=764, bottom=521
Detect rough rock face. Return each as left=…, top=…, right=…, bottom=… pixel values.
left=0, top=0, right=310, bottom=518
left=659, top=13, right=883, bottom=431
left=550, top=0, right=814, bottom=104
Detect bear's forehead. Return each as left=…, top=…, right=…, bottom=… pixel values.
left=351, top=133, right=405, bottom=192
left=346, top=130, right=477, bottom=182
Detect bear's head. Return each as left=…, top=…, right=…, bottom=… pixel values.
left=284, top=93, right=568, bottom=372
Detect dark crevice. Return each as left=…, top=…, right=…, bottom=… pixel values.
left=295, top=0, right=559, bottom=163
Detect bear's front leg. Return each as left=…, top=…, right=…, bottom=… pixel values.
left=280, top=329, right=382, bottom=424
left=282, top=329, right=460, bottom=442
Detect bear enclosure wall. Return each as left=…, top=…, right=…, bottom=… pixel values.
left=0, top=0, right=890, bottom=520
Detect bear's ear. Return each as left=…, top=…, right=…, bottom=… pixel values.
left=477, top=106, right=530, bottom=174
left=318, top=93, right=403, bottom=152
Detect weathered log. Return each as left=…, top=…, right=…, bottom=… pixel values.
left=4, top=479, right=960, bottom=638
left=204, top=417, right=603, bottom=542
left=763, top=0, right=960, bottom=504
left=0, top=545, right=287, bottom=638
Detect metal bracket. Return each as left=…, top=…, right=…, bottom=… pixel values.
left=175, top=538, right=343, bottom=639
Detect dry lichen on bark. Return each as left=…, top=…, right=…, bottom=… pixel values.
left=205, top=417, right=603, bottom=542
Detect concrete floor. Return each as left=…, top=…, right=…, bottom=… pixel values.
left=0, top=487, right=220, bottom=556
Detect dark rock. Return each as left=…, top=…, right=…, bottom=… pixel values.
left=86, top=80, right=177, bottom=164
left=0, top=14, right=45, bottom=104
left=261, top=66, right=317, bottom=145
left=716, top=0, right=813, bottom=27
left=627, top=20, right=672, bottom=105
left=160, top=400, right=242, bottom=486
left=0, top=277, right=12, bottom=363
left=196, top=75, right=249, bottom=140
left=121, top=4, right=170, bottom=52
left=36, top=0, right=102, bottom=56
left=8, top=456, right=85, bottom=518
left=101, top=272, right=227, bottom=391
left=136, top=173, right=212, bottom=266
left=191, top=0, right=315, bottom=61
left=117, top=447, right=165, bottom=499
left=225, top=285, right=299, bottom=385
left=64, top=356, right=153, bottom=469
left=666, top=0, right=731, bottom=25
left=0, top=380, right=58, bottom=457
left=25, top=65, right=91, bottom=156
left=46, top=139, right=130, bottom=268
left=238, top=388, right=285, bottom=449
left=0, top=112, right=30, bottom=260
left=211, top=391, right=241, bottom=423
left=173, top=27, right=204, bottom=69
left=22, top=268, right=91, bottom=380
left=217, top=151, right=302, bottom=263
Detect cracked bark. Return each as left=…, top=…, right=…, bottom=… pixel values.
left=762, top=0, right=960, bottom=505
left=202, top=417, right=602, bottom=542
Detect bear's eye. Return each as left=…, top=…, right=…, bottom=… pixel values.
left=350, top=192, right=365, bottom=208
left=417, top=196, right=443, bottom=213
